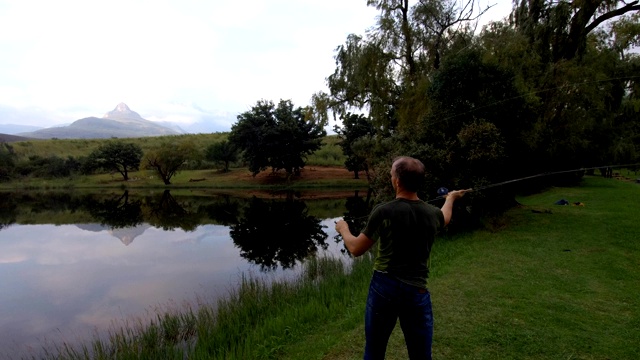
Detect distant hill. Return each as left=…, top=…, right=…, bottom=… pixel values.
left=0, top=133, right=34, bottom=143
left=17, top=103, right=182, bottom=139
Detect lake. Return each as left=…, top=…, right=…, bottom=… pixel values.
left=0, top=189, right=373, bottom=358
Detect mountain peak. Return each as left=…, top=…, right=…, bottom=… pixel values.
left=114, top=102, right=131, bottom=112
left=103, top=103, right=144, bottom=121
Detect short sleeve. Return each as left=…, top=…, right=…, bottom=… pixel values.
left=361, top=204, right=384, bottom=241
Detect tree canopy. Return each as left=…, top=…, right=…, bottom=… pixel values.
left=316, top=0, right=640, bottom=215
left=85, top=141, right=143, bottom=181
left=229, top=99, right=326, bottom=177
left=206, top=140, right=239, bottom=172
left=145, top=140, right=199, bottom=185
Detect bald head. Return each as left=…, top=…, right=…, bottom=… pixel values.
left=391, top=156, right=425, bottom=193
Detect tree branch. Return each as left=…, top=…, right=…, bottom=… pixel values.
left=585, top=1, right=640, bottom=34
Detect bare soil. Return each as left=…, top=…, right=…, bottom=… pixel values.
left=219, top=166, right=369, bottom=199
left=248, top=166, right=359, bottom=183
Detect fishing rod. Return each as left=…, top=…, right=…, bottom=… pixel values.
left=340, top=164, right=639, bottom=224
left=425, top=163, right=640, bottom=204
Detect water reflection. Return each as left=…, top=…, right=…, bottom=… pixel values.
left=85, top=190, right=144, bottom=229
left=0, top=192, right=17, bottom=230
left=231, top=197, right=328, bottom=270
left=0, top=189, right=375, bottom=357
left=1, top=189, right=377, bottom=257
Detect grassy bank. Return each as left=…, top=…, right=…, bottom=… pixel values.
left=0, top=166, right=367, bottom=192
left=26, top=175, right=640, bottom=359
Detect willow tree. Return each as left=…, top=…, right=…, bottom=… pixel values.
left=506, top=0, right=640, bottom=171
left=512, top=0, right=640, bottom=62
left=312, top=0, right=491, bottom=134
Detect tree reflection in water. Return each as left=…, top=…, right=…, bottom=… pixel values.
left=0, top=189, right=375, bottom=270
left=230, top=196, right=328, bottom=271
left=85, top=190, right=144, bottom=229
left=145, top=190, right=204, bottom=231
left=201, top=195, right=241, bottom=226
left=0, top=192, right=17, bottom=230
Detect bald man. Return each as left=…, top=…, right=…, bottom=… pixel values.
left=335, top=156, right=467, bottom=360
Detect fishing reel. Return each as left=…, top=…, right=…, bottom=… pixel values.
left=437, top=187, right=449, bottom=196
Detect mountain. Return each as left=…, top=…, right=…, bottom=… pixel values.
left=76, top=223, right=151, bottom=246
left=17, top=103, right=181, bottom=139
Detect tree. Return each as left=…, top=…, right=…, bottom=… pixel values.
left=312, top=0, right=489, bottom=132
left=512, top=0, right=640, bottom=62
left=228, top=99, right=326, bottom=177
left=145, top=140, right=198, bottom=185
left=334, top=113, right=376, bottom=179
left=86, top=141, right=143, bottom=181
left=206, top=140, right=239, bottom=172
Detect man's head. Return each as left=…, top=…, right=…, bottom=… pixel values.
left=391, top=156, right=425, bottom=193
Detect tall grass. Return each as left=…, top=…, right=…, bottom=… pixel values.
left=306, top=135, right=344, bottom=166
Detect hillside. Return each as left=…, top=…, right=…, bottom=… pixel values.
left=0, top=133, right=34, bottom=143
left=17, top=103, right=180, bottom=139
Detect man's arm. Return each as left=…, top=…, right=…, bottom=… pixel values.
left=334, top=220, right=375, bottom=257
left=441, top=189, right=469, bottom=226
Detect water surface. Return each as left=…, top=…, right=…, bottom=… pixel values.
left=0, top=189, right=373, bottom=357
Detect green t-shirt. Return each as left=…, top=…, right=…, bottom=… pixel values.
left=362, top=198, right=445, bottom=288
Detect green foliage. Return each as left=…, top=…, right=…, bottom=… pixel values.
left=145, top=140, right=200, bottom=185
left=229, top=99, right=326, bottom=177
left=85, top=141, right=143, bottom=181
left=14, top=155, right=81, bottom=179
left=334, top=113, right=376, bottom=179
left=205, top=140, right=239, bottom=172
left=0, top=142, right=16, bottom=181
left=315, top=0, right=640, bottom=218
left=304, top=135, right=345, bottom=166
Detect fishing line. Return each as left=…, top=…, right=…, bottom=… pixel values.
left=427, top=162, right=640, bottom=203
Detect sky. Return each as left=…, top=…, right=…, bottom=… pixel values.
left=0, top=0, right=513, bottom=133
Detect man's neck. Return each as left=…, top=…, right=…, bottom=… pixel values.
left=395, top=190, right=419, bottom=201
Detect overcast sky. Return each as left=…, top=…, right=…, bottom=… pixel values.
left=0, top=0, right=513, bottom=132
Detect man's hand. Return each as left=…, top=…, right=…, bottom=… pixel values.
left=445, top=189, right=470, bottom=200
left=335, top=219, right=349, bottom=235
left=334, top=219, right=375, bottom=257
left=441, top=189, right=470, bottom=225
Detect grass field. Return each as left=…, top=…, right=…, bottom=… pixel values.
left=29, top=175, right=639, bottom=360
left=1, top=134, right=353, bottom=191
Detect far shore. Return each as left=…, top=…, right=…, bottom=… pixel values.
left=0, top=166, right=371, bottom=198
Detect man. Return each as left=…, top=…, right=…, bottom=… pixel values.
left=335, top=156, right=468, bottom=360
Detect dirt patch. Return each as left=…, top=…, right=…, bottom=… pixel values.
left=216, top=166, right=369, bottom=199
left=249, top=166, right=359, bottom=183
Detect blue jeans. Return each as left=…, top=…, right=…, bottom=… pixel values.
left=364, top=271, right=434, bottom=360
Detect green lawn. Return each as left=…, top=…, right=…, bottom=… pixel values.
left=283, top=175, right=640, bottom=360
